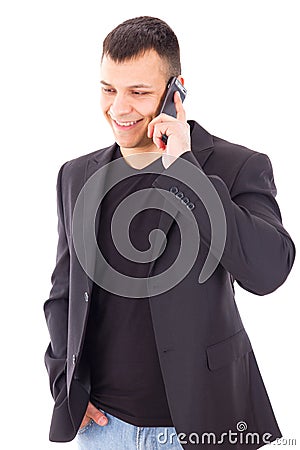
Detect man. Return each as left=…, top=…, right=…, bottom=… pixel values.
left=44, top=16, right=295, bottom=450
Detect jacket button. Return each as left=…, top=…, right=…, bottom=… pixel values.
left=187, top=202, right=195, bottom=210
left=181, top=196, right=190, bottom=205
left=169, top=186, right=178, bottom=194
left=84, top=291, right=89, bottom=302
left=72, top=354, right=77, bottom=365
left=175, top=191, right=184, bottom=199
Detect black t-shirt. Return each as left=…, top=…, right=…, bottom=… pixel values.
left=84, top=146, right=174, bottom=427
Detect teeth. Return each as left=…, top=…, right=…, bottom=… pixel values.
left=115, top=119, right=138, bottom=127
left=108, top=111, right=140, bottom=127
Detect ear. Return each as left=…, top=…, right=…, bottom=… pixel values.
left=178, top=75, right=184, bottom=86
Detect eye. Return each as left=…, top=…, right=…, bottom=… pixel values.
left=102, top=87, right=116, bottom=94
left=132, top=91, right=149, bottom=96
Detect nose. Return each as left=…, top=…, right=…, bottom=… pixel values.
left=111, top=92, right=132, bottom=117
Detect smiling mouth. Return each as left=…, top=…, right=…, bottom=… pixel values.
left=109, top=112, right=143, bottom=128
left=114, top=119, right=142, bottom=127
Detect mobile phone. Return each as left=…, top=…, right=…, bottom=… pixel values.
left=159, top=77, right=187, bottom=144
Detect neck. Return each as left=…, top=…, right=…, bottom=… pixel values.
left=120, top=141, right=162, bottom=156
left=119, top=144, right=164, bottom=169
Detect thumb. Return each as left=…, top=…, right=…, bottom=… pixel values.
left=86, top=402, right=108, bottom=426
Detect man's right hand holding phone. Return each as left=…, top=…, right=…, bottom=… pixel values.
left=148, top=89, right=191, bottom=169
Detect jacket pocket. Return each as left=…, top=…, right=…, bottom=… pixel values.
left=206, top=328, right=252, bottom=371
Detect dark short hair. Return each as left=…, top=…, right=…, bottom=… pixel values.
left=102, top=16, right=181, bottom=79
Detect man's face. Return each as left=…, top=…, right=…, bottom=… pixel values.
left=100, top=50, right=168, bottom=151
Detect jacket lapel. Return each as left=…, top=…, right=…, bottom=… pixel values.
left=78, top=143, right=118, bottom=293
left=146, top=121, right=214, bottom=277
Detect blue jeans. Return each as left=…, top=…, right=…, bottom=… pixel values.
left=77, top=408, right=184, bottom=450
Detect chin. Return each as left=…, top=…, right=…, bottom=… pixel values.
left=118, top=141, right=142, bottom=150
left=114, top=135, right=147, bottom=149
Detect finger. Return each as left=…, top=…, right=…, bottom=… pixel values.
left=174, top=91, right=186, bottom=122
left=86, top=402, right=108, bottom=426
left=79, top=416, right=91, bottom=429
left=148, top=113, right=176, bottom=138
left=152, top=122, right=171, bottom=149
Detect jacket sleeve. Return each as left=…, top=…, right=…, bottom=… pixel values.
left=153, top=150, right=295, bottom=295
left=44, top=162, right=69, bottom=401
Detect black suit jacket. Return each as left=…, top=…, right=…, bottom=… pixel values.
left=44, top=121, right=295, bottom=449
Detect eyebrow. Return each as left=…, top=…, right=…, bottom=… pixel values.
left=100, top=80, right=153, bottom=89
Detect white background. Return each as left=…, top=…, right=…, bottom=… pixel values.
left=0, top=0, right=299, bottom=448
